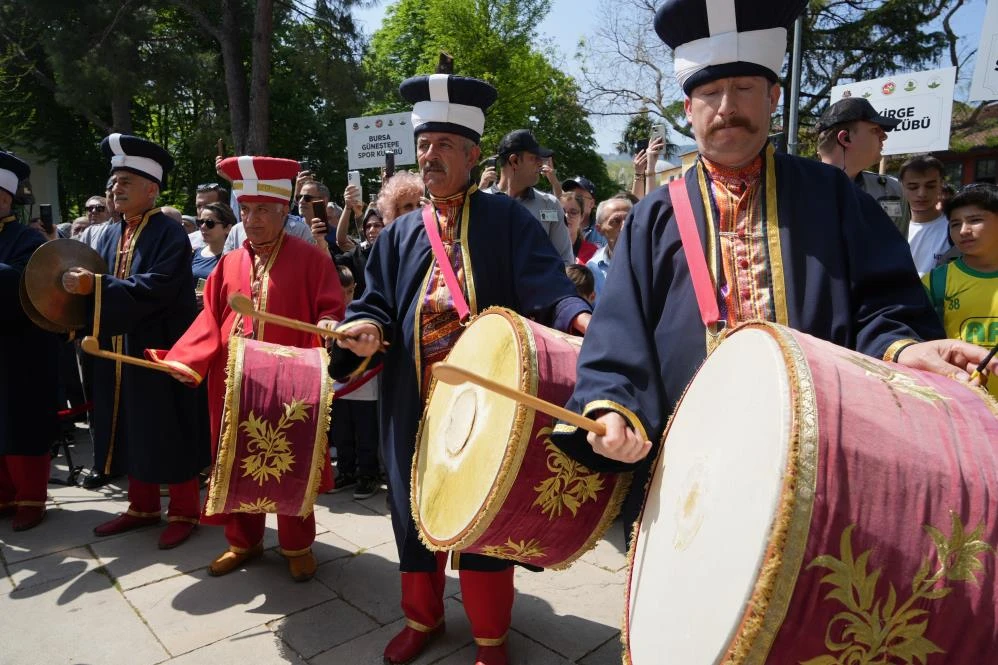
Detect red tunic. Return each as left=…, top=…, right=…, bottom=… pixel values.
left=148, top=233, right=344, bottom=512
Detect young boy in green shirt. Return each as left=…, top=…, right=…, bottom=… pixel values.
left=923, top=184, right=998, bottom=398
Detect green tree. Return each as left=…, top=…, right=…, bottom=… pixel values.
left=363, top=0, right=618, bottom=198
left=579, top=0, right=975, bottom=141
left=0, top=0, right=367, bottom=215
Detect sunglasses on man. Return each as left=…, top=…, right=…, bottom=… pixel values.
left=86, top=205, right=106, bottom=213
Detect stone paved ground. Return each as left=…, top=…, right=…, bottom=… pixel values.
left=0, top=426, right=628, bottom=665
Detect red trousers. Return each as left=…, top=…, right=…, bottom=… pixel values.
left=0, top=455, right=50, bottom=509
left=126, top=477, right=199, bottom=524
left=224, top=512, right=316, bottom=555
left=401, top=553, right=514, bottom=645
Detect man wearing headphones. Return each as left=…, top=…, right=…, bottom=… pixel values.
left=816, top=97, right=910, bottom=236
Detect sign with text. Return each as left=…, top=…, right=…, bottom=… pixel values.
left=829, top=67, right=956, bottom=156
left=969, top=0, right=998, bottom=102
left=345, top=112, right=415, bottom=170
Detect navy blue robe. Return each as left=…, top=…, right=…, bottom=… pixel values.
left=330, top=189, right=591, bottom=572
left=88, top=209, right=209, bottom=483
left=0, top=218, right=59, bottom=455
left=552, top=149, right=945, bottom=526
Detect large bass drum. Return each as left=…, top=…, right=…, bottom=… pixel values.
left=413, top=307, right=630, bottom=570
left=624, top=322, right=998, bottom=664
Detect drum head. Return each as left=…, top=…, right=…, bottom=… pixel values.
left=626, top=327, right=797, bottom=664
left=415, top=310, right=530, bottom=545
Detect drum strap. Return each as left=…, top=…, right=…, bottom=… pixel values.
left=669, top=179, right=721, bottom=328
left=422, top=204, right=471, bottom=322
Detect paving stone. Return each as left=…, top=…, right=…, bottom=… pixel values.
left=90, top=522, right=230, bottom=591
left=430, top=628, right=574, bottom=665
left=6, top=546, right=98, bottom=592
left=0, top=567, right=168, bottom=665
left=125, top=553, right=336, bottom=655
left=511, top=561, right=625, bottom=661
left=310, top=597, right=471, bottom=665
left=268, top=597, right=379, bottom=658
left=577, top=522, right=629, bottom=573
left=313, top=541, right=461, bottom=626
left=577, top=635, right=624, bottom=665
left=159, top=626, right=308, bottom=665
left=0, top=493, right=129, bottom=564
left=312, top=500, right=394, bottom=551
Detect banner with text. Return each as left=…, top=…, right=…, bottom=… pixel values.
left=345, top=112, right=416, bottom=170
left=829, top=67, right=956, bottom=156
left=970, top=0, right=998, bottom=102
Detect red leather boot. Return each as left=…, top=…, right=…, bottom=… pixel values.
left=460, top=567, right=514, bottom=665
left=384, top=552, right=448, bottom=664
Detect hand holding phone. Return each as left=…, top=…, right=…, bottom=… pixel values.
left=39, top=204, right=54, bottom=233
left=347, top=171, right=363, bottom=205
left=311, top=199, right=328, bottom=230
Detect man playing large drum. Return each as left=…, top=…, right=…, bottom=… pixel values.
left=331, top=74, right=592, bottom=665
left=552, top=0, right=997, bottom=527
left=148, top=156, right=343, bottom=582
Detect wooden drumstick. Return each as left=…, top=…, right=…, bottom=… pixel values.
left=432, top=363, right=607, bottom=436
left=80, top=336, right=176, bottom=375
left=228, top=293, right=345, bottom=340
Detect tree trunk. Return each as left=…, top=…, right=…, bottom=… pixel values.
left=246, top=0, right=274, bottom=155
left=220, top=0, right=250, bottom=154
left=110, top=93, right=133, bottom=134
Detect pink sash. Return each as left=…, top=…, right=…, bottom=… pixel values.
left=669, top=179, right=720, bottom=328
left=422, top=205, right=470, bottom=322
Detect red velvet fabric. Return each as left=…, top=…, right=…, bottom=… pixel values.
left=0, top=455, right=49, bottom=505
left=766, top=331, right=998, bottom=663
left=147, top=234, right=344, bottom=526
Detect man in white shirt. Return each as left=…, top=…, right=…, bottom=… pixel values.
left=586, top=196, right=633, bottom=299
left=900, top=155, right=953, bottom=276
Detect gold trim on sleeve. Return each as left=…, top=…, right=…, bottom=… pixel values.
left=93, top=274, right=104, bottom=339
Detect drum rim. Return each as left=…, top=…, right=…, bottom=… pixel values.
left=411, top=307, right=539, bottom=551
left=621, top=322, right=820, bottom=665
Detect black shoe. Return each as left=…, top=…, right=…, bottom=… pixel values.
left=329, top=472, right=356, bottom=493
left=82, top=470, right=120, bottom=490
left=353, top=476, right=378, bottom=500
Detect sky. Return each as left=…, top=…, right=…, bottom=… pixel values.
left=350, top=0, right=989, bottom=155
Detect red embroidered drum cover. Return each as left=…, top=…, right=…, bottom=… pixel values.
left=624, top=322, right=998, bottom=664
left=412, top=307, right=630, bottom=570
left=205, top=337, right=333, bottom=518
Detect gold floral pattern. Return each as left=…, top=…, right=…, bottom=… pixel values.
left=802, top=512, right=993, bottom=665
left=261, top=345, right=301, bottom=359
left=532, top=427, right=605, bottom=519
left=240, top=398, right=312, bottom=485
left=480, top=538, right=546, bottom=561
left=843, top=354, right=949, bottom=407
left=234, top=497, right=278, bottom=513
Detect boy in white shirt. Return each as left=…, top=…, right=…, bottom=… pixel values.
left=900, top=155, right=953, bottom=275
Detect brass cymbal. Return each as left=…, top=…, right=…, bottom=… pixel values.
left=19, top=274, right=67, bottom=334
left=24, top=239, right=107, bottom=330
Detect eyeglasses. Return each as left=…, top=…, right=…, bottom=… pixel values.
left=198, top=218, right=224, bottom=229
left=297, top=194, right=319, bottom=202
left=563, top=209, right=581, bottom=217
left=197, top=183, right=221, bottom=192
left=86, top=205, right=106, bottom=213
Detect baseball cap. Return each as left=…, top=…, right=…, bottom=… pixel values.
left=815, top=98, right=901, bottom=134
left=497, top=129, right=554, bottom=159
left=561, top=176, right=596, bottom=197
